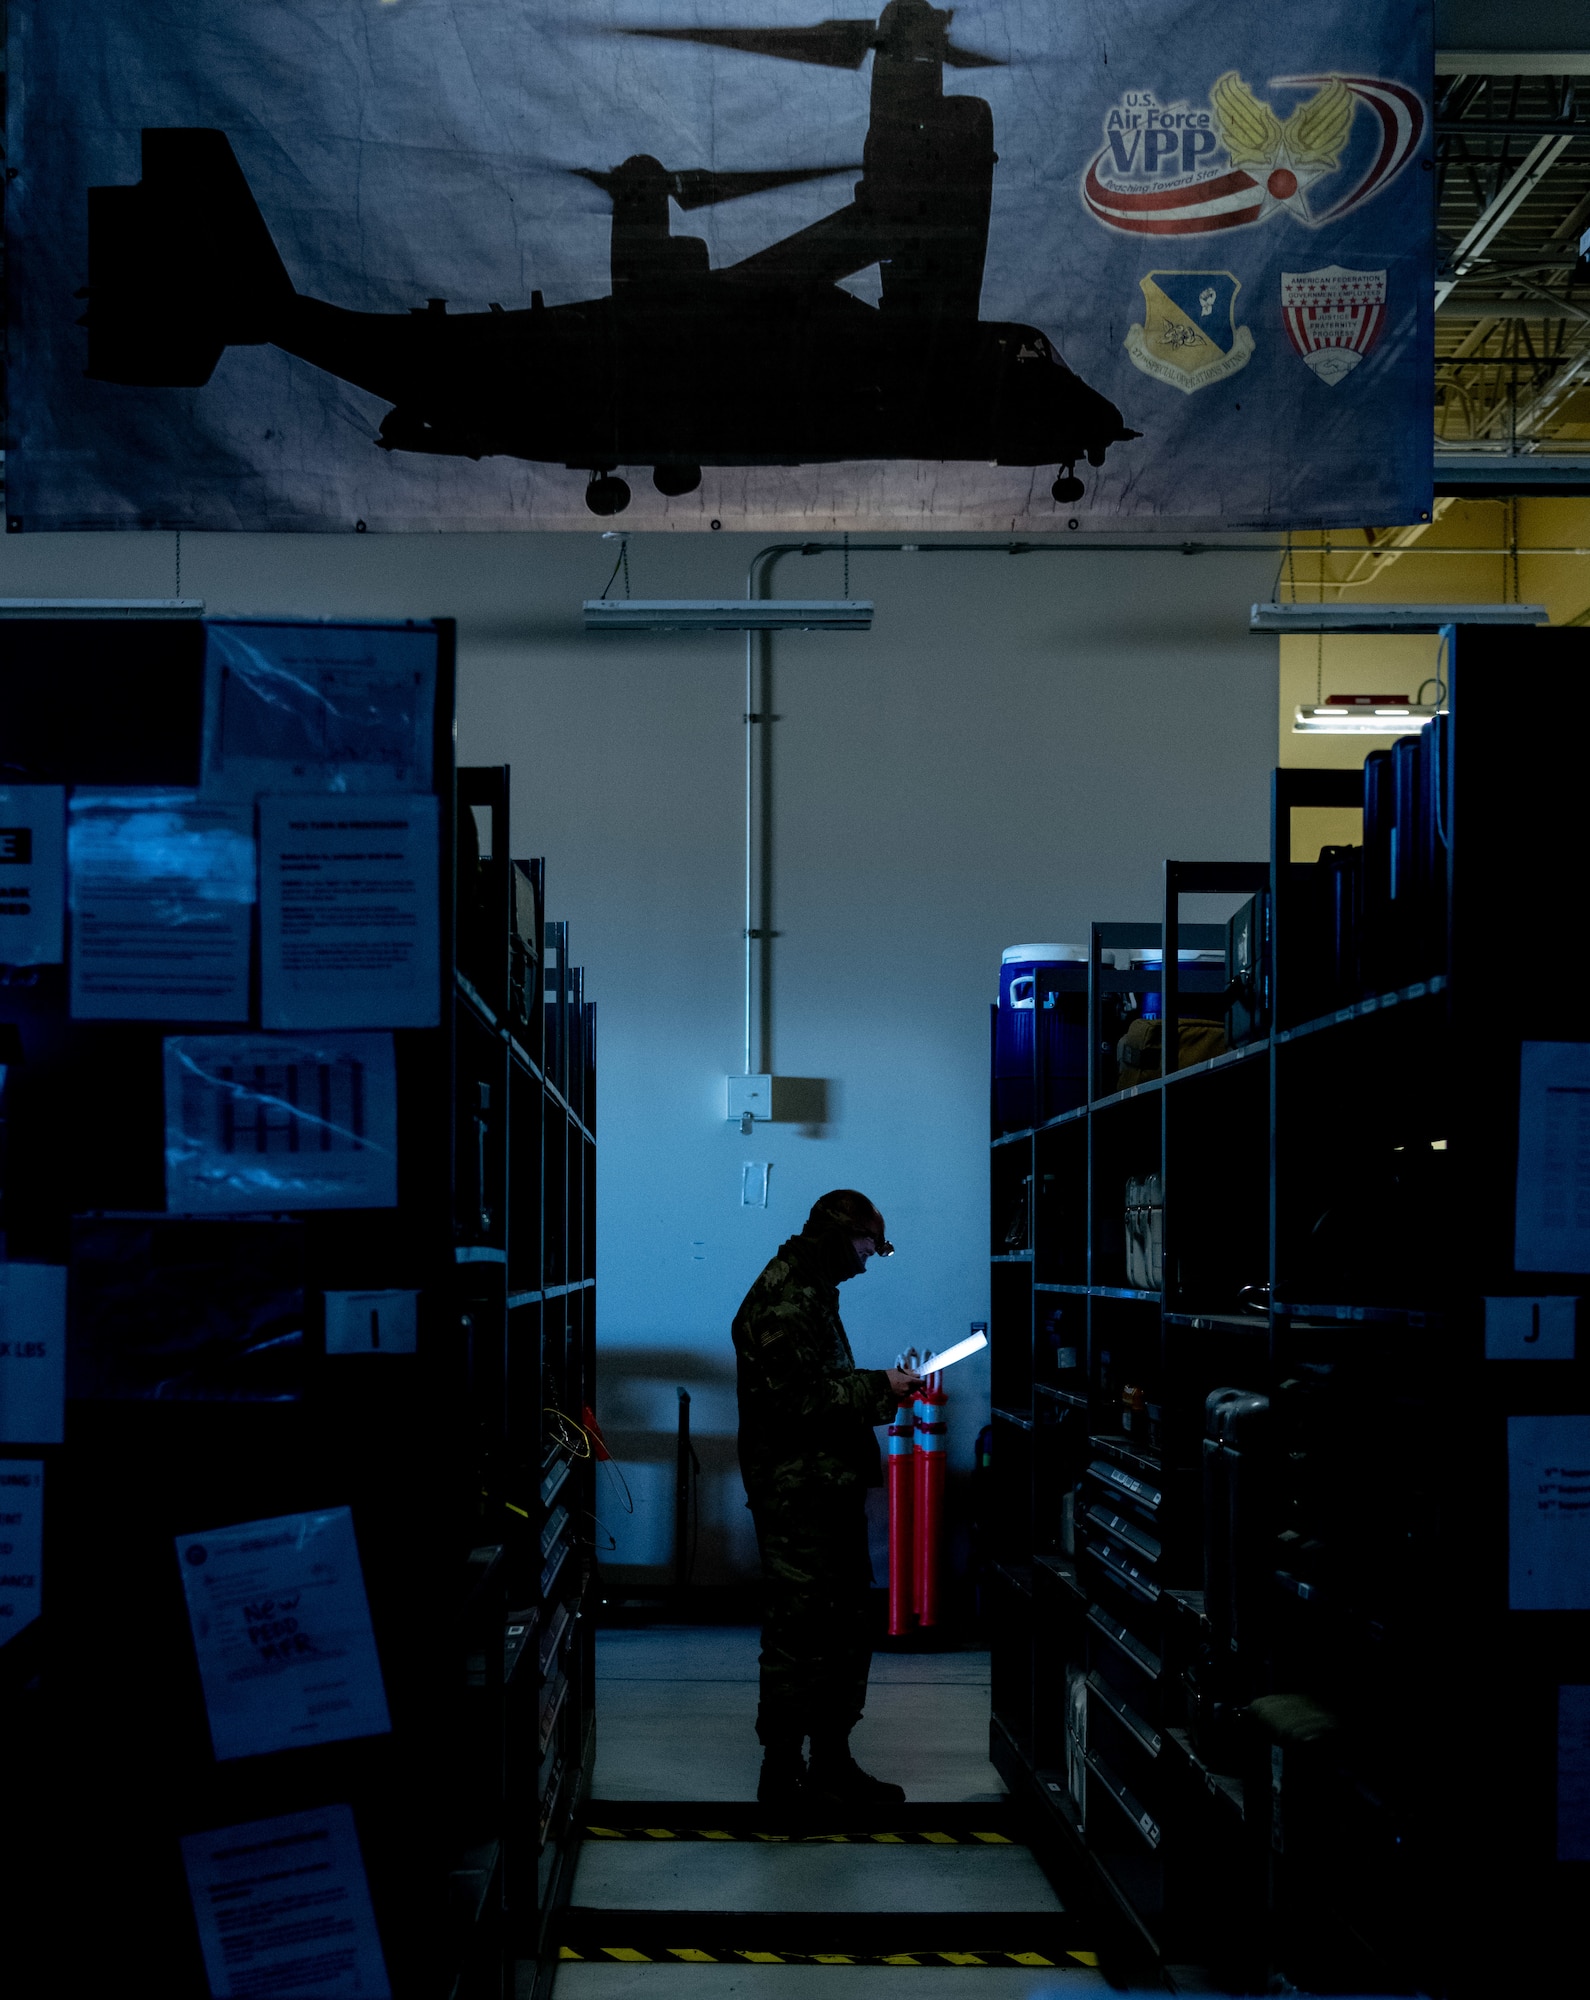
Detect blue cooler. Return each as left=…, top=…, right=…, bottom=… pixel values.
left=996, top=944, right=1089, bottom=1131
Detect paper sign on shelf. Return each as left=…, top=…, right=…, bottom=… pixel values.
left=1484, top=1296, right=1577, bottom=1361
left=0, top=785, right=65, bottom=966
left=176, top=1506, right=391, bottom=1761
left=324, top=1290, right=418, bottom=1355
left=181, top=1803, right=391, bottom=1999
left=201, top=624, right=436, bottom=800
left=164, top=1032, right=399, bottom=1213
left=68, top=789, right=254, bottom=1022
left=0, top=1460, right=44, bottom=1648
left=1515, top=1041, right=1590, bottom=1273
left=259, top=794, right=440, bottom=1030
left=0, top=1264, right=67, bottom=1444
left=1508, top=1415, right=1590, bottom=1611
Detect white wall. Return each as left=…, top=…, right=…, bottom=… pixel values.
left=0, top=529, right=1281, bottom=1584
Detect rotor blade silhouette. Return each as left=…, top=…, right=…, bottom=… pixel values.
left=622, top=23, right=879, bottom=70
left=573, top=162, right=861, bottom=211
left=623, top=19, right=1004, bottom=72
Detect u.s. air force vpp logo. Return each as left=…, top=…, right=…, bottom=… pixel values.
left=1125, top=272, right=1253, bottom=393
left=1085, top=71, right=1424, bottom=236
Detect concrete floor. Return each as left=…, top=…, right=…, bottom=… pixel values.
left=591, top=1624, right=1005, bottom=1804
left=549, top=1624, right=1114, bottom=2000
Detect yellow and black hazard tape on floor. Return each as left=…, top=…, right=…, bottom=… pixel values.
left=557, top=1908, right=1097, bottom=1969
left=583, top=1824, right=1014, bottom=1845
left=558, top=1945, right=1101, bottom=1969
left=582, top=1801, right=1022, bottom=1846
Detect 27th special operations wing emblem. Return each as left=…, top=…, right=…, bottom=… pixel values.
left=1125, top=271, right=1254, bottom=393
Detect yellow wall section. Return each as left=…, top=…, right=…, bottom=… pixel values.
left=1277, top=495, right=1590, bottom=783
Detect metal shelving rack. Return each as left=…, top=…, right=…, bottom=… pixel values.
left=987, top=625, right=1589, bottom=1997
left=0, top=623, right=596, bottom=2000
left=454, top=765, right=598, bottom=2000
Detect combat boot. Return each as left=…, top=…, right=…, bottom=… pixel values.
left=756, top=1740, right=808, bottom=1807
left=804, top=1734, right=906, bottom=1809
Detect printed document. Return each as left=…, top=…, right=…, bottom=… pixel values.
left=1515, top=1041, right=1590, bottom=1272
left=164, top=1032, right=398, bottom=1212
left=0, top=785, right=65, bottom=965
left=182, top=1804, right=391, bottom=1998
left=202, top=623, right=435, bottom=799
left=176, top=1506, right=391, bottom=1761
left=1508, top=1414, right=1590, bottom=1611
left=68, top=789, right=253, bottom=1021
left=259, top=795, right=439, bottom=1030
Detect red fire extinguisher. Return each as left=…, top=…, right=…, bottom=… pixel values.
left=886, top=1350, right=916, bottom=1638
left=914, top=1356, right=948, bottom=1630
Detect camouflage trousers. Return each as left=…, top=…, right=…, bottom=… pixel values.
left=749, top=1491, right=874, bottom=1746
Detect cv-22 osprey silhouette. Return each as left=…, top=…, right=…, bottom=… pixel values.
left=83, top=0, right=1138, bottom=513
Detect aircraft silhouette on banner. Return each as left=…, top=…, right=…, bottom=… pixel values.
left=82, top=1, right=1138, bottom=515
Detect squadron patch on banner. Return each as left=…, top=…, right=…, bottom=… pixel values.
left=1125, top=272, right=1254, bottom=393
left=1281, top=267, right=1388, bottom=383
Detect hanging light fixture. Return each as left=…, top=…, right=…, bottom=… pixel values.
left=1251, top=601, right=1547, bottom=633
left=1292, top=694, right=1444, bottom=735
left=583, top=598, right=872, bottom=631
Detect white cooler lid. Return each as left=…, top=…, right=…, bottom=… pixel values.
left=1002, top=942, right=1087, bottom=964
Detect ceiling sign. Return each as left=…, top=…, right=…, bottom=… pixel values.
left=6, top=0, right=1432, bottom=532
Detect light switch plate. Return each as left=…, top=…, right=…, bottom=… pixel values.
left=726, top=1074, right=772, bottom=1123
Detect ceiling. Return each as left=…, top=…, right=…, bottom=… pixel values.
left=1434, top=67, right=1590, bottom=459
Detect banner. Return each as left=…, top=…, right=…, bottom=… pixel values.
left=6, top=0, right=1433, bottom=532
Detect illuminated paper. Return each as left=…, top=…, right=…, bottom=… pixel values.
left=1515, top=1041, right=1590, bottom=1273
left=68, top=789, right=254, bottom=1021
left=0, top=1264, right=66, bottom=1445
left=259, top=794, right=440, bottom=1030
left=1508, top=1415, right=1590, bottom=1612
left=164, top=1033, right=398, bottom=1213
left=201, top=624, right=435, bottom=800
left=0, top=785, right=65, bottom=966
left=176, top=1506, right=391, bottom=1761
left=0, top=1460, right=44, bottom=1648
left=181, top=1804, right=391, bottom=1999
left=925, top=1329, right=989, bottom=1374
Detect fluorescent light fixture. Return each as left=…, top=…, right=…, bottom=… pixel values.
left=584, top=598, right=872, bottom=632
left=1252, top=601, right=1547, bottom=633
left=0, top=598, right=205, bottom=617
left=1294, top=699, right=1444, bottom=735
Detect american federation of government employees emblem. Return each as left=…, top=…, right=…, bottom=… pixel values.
left=1282, top=267, right=1388, bottom=384
left=1125, top=272, right=1253, bottom=394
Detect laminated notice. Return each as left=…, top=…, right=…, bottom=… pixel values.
left=0, top=784, right=65, bottom=966
left=0, top=1459, right=44, bottom=1648
left=1515, top=1041, right=1590, bottom=1273
left=164, top=1032, right=398, bottom=1213
left=0, top=1263, right=66, bottom=1444
left=259, top=794, right=440, bottom=1030
left=68, top=789, right=254, bottom=1021
left=181, top=1804, right=391, bottom=1999
left=201, top=623, right=435, bottom=800
left=1508, top=1414, right=1590, bottom=1611
left=176, top=1506, right=391, bottom=1761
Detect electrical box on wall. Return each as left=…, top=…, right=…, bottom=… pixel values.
left=726, top=1075, right=773, bottom=1124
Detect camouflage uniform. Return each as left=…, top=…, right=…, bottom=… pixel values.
left=733, top=1224, right=898, bottom=1747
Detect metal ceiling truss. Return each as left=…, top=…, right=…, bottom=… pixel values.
left=1434, top=70, right=1590, bottom=458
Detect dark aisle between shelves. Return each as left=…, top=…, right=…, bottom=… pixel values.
left=543, top=1622, right=1122, bottom=1997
